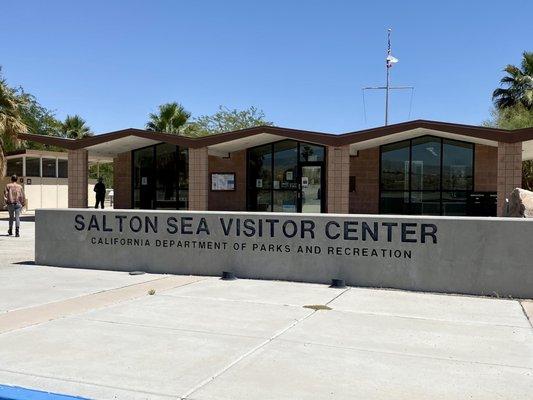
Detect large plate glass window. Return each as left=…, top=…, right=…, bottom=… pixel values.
left=380, top=136, right=474, bottom=216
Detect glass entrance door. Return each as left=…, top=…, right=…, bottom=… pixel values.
left=299, top=165, right=323, bottom=213
left=247, top=140, right=325, bottom=213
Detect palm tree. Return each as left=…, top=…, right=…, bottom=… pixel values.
left=0, top=74, right=27, bottom=175
left=61, top=115, right=91, bottom=139
left=493, top=51, right=533, bottom=110
left=146, top=102, right=191, bottom=134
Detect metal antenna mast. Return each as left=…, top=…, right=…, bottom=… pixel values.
left=362, top=28, right=414, bottom=125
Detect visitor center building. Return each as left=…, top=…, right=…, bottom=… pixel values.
left=20, top=120, right=533, bottom=217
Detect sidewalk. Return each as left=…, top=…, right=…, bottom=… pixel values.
left=0, top=220, right=532, bottom=399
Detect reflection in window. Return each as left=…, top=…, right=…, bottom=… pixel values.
left=133, top=147, right=154, bottom=209
left=274, top=141, right=298, bottom=191
left=178, top=148, right=189, bottom=210
left=273, top=191, right=297, bottom=212
left=411, top=137, right=441, bottom=191
left=26, top=157, right=40, bottom=177
left=380, top=191, right=410, bottom=214
left=247, top=140, right=325, bottom=212
left=155, top=144, right=177, bottom=209
left=42, top=158, right=57, bottom=178
left=300, top=144, right=324, bottom=162
left=6, top=158, right=23, bottom=177
left=380, top=136, right=475, bottom=216
left=58, top=159, right=68, bottom=178
left=443, top=140, right=473, bottom=190
left=381, top=141, right=410, bottom=191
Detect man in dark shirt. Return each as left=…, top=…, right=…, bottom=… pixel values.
left=94, top=177, right=106, bottom=209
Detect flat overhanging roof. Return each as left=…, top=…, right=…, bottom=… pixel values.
left=17, top=120, right=533, bottom=160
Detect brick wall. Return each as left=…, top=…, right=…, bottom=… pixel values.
left=349, top=147, right=380, bottom=214
left=326, top=145, right=350, bottom=213
left=208, top=150, right=247, bottom=211
left=497, top=142, right=522, bottom=216
left=67, top=149, right=88, bottom=208
left=189, top=147, right=209, bottom=210
left=113, top=151, right=132, bottom=209
left=474, top=144, right=497, bottom=192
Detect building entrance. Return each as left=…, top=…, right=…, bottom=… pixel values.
left=247, top=140, right=325, bottom=213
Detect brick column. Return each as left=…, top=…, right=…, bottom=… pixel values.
left=189, top=147, right=209, bottom=211
left=113, top=152, right=132, bottom=209
left=497, top=142, right=522, bottom=217
left=68, top=149, right=88, bottom=208
left=326, top=145, right=350, bottom=214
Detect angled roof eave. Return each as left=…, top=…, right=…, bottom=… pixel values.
left=188, top=125, right=339, bottom=148
left=70, top=128, right=197, bottom=149
left=18, top=133, right=77, bottom=149
left=336, top=120, right=520, bottom=146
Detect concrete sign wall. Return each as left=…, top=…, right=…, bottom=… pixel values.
left=35, top=209, right=533, bottom=298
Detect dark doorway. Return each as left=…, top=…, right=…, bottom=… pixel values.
left=132, top=144, right=189, bottom=210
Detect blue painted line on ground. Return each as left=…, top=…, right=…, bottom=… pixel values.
left=0, top=384, right=90, bottom=400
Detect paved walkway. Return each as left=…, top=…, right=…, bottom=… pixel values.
left=0, top=220, right=532, bottom=399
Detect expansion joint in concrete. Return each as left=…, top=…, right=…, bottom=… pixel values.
left=181, top=286, right=352, bottom=400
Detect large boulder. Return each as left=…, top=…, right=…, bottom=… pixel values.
left=508, top=188, right=533, bottom=218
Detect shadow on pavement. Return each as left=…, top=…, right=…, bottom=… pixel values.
left=13, top=261, right=36, bottom=266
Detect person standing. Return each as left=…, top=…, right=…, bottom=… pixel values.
left=3, top=175, right=25, bottom=237
left=94, top=177, right=106, bottom=209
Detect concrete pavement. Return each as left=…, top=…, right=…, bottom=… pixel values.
left=0, top=219, right=532, bottom=399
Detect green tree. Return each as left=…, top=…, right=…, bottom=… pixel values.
left=187, top=106, right=272, bottom=137
left=492, top=52, right=533, bottom=110
left=485, top=105, right=533, bottom=190
left=146, top=102, right=191, bottom=134
left=61, top=114, right=92, bottom=139
left=89, top=162, right=113, bottom=188
left=0, top=69, right=27, bottom=175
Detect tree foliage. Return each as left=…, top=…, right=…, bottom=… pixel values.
left=60, top=114, right=92, bottom=139
left=186, top=106, right=272, bottom=137
left=146, top=102, right=191, bottom=134
left=485, top=105, right=533, bottom=190
left=492, top=51, right=533, bottom=110
left=0, top=69, right=27, bottom=174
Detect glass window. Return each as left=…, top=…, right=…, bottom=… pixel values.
left=132, top=145, right=187, bottom=210
left=273, top=191, right=298, bottom=212
left=274, top=141, right=298, bottom=191
left=299, top=144, right=324, bottom=162
left=381, top=141, right=410, bottom=190
left=155, top=144, right=177, bottom=209
left=255, top=190, right=272, bottom=212
left=380, top=136, right=475, bottom=216
left=6, top=158, right=23, bottom=177
left=442, top=140, right=473, bottom=191
left=178, top=148, right=188, bottom=189
left=249, top=144, right=272, bottom=190
left=410, top=191, right=441, bottom=215
left=411, top=137, right=441, bottom=191
left=247, top=140, right=325, bottom=213
left=380, top=191, right=410, bottom=214
left=26, top=157, right=40, bottom=177
left=42, top=158, right=57, bottom=178
left=58, top=159, right=68, bottom=178
left=442, top=191, right=468, bottom=216
left=133, top=147, right=155, bottom=209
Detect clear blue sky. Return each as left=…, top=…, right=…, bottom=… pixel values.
left=1, top=0, right=531, bottom=134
